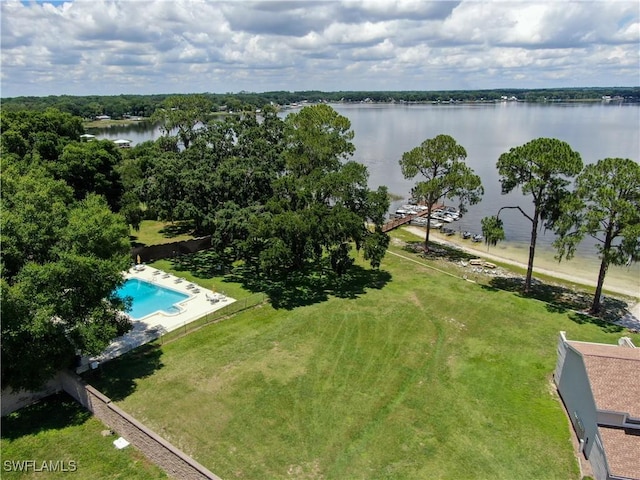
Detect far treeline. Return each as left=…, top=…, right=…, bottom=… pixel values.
left=1, top=87, right=639, bottom=120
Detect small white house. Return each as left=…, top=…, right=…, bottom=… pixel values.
left=80, top=134, right=96, bottom=142
left=554, top=332, right=639, bottom=480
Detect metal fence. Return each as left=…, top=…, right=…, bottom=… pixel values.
left=157, top=292, right=268, bottom=344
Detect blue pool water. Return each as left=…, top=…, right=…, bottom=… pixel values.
left=115, top=278, right=189, bottom=320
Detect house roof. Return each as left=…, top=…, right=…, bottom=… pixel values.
left=598, top=426, right=640, bottom=480
left=568, top=340, right=640, bottom=419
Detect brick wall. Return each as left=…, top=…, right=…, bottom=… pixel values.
left=58, top=371, right=221, bottom=480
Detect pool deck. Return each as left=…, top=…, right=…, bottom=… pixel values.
left=87, top=266, right=236, bottom=366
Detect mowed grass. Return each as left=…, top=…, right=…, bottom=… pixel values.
left=130, top=220, right=195, bottom=247
left=0, top=393, right=166, bottom=480
left=94, top=250, right=638, bottom=480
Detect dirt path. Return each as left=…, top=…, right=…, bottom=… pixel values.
left=402, top=226, right=640, bottom=300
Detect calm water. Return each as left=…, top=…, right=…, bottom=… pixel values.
left=115, top=278, right=188, bottom=320
left=91, top=102, right=640, bottom=259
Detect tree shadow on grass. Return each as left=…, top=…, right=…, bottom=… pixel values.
left=568, top=311, right=624, bottom=333
left=129, top=235, right=145, bottom=248
left=83, top=344, right=164, bottom=402
left=170, top=249, right=234, bottom=279
left=227, top=264, right=392, bottom=310
left=1, top=392, right=90, bottom=440
left=486, top=276, right=626, bottom=333
left=159, top=221, right=195, bottom=238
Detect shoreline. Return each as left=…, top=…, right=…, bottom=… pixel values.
left=402, top=225, right=640, bottom=300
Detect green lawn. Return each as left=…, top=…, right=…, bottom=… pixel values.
left=91, top=246, right=638, bottom=479
left=0, top=393, right=166, bottom=480
left=130, top=220, right=195, bottom=247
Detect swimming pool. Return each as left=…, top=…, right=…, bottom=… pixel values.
left=116, top=278, right=190, bottom=320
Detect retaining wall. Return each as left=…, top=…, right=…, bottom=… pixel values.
left=132, top=236, right=213, bottom=264
left=58, top=371, right=220, bottom=480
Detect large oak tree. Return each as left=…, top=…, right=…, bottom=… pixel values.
left=244, top=104, right=390, bottom=276
left=1, top=162, right=131, bottom=391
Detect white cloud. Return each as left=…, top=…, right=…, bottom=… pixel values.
left=1, top=0, right=638, bottom=96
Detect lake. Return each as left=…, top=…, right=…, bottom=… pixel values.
left=90, top=102, right=640, bottom=287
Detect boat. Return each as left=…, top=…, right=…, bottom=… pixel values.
left=431, top=211, right=453, bottom=223
left=472, top=234, right=484, bottom=243
left=461, top=231, right=472, bottom=239
left=397, top=207, right=418, bottom=216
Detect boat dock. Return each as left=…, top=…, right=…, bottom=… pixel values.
left=381, top=204, right=443, bottom=233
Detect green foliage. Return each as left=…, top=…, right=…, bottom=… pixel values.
left=399, top=134, right=483, bottom=245
left=1, top=108, right=84, bottom=162
left=1, top=163, right=131, bottom=391
left=145, top=104, right=389, bottom=275
left=496, top=137, right=582, bottom=292
left=481, top=216, right=506, bottom=248
left=554, top=158, right=640, bottom=313
left=363, top=230, right=390, bottom=268
left=243, top=105, right=389, bottom=276
left=151, top=94, right=213, bottom=149
left=53, top=140, right=125, bottom=210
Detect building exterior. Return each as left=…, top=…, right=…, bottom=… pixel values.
left=554, top=332, right=639, bottom=480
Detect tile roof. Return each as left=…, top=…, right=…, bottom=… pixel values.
left=568, top=341, right=640, bottom=419
left=598, top=426, right=640, bottom=480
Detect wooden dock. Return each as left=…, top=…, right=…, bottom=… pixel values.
left=381, top=205, right=442, bottom=233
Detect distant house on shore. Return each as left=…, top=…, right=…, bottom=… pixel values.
left=95, top=115, right=111, bottom=121
left=113, top=139, right=131, bottom=148
left=554, top=332, right=639, bottom=480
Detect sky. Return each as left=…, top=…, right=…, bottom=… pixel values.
left=1, top=0, right=639, bottom=97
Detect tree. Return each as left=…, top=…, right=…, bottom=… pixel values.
left=54, top=140, right=125, bottom=211
left=243, top=105, right=389, bottom=276
left=1, top=108, right=84, bottom=163
left=553, top=158, right=640, bottom=314
left=496, top=138, right=583, bottom=293
left=1, top=163, right=131, bottom=391
left=481, top=216, right=505, bottom=249
left=151, top=94, right=212, bottom=149
left=399, top=134, right=483, bottom=247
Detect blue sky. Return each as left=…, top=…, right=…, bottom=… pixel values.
left=2, top=0, right=639, bottom=97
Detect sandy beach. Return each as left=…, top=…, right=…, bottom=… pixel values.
left=403, top=225, right=640, bottom=301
